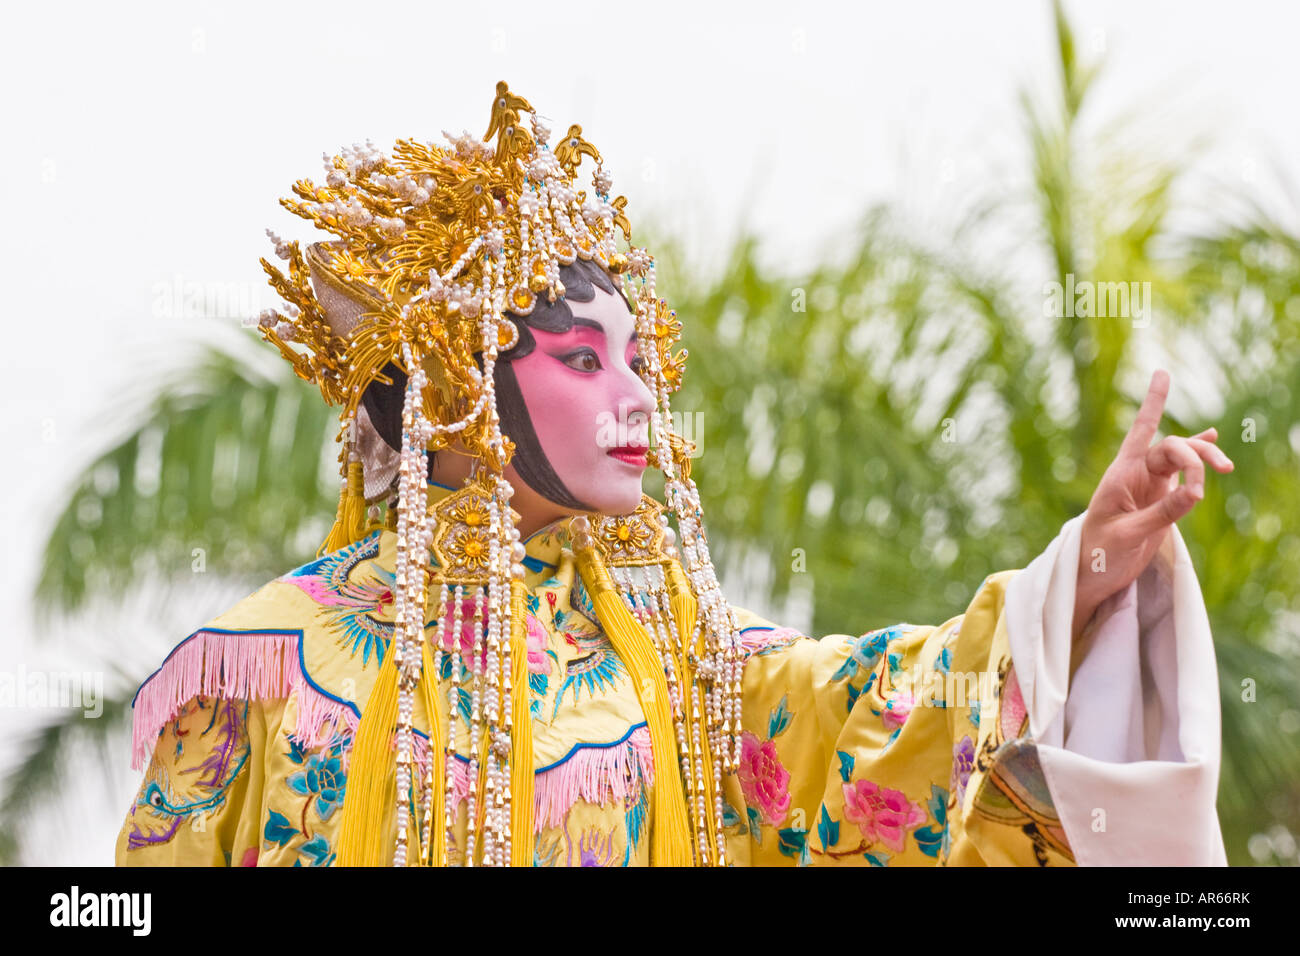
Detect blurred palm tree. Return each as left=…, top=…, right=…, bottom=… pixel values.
left=5, top=0, right=1297, bottom=865
left=1, top=341, right=339, bottom=865
left=665, top=1, right=1300, bottom=863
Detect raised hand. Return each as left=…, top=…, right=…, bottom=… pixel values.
left=1071, top=369, right=1234, bottom=642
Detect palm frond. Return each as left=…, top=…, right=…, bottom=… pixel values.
left=35, top=336, right=339, bottom=618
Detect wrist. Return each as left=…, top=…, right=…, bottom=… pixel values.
left=1072, top=592, right=1101, bottom=643
left=1073, top=550, right=1110, bottom=644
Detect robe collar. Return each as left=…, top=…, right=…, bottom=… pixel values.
left=425, top=478, right=573, bottom=584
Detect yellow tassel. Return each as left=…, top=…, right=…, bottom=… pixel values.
left=337, top=631, right=400, bottom=866
left=319, top=461, right=369, bottom=557
left=417, top=637, right=447, bottom=868
left=342, top=460, right=368, bottom=540
left=509, top=577, right=536, bottom=867
left=317, top=481, right=350, bottom=558
left=474, top=737, right=490, bottom=857
left=574, top=545, right=693, bottom=866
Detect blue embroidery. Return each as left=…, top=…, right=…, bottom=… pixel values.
left=551, top=638, right=624, bottom=720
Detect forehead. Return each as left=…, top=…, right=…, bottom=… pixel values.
left=564, top=286, right=637, bottom=341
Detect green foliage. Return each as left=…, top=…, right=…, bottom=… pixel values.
left=658, top=0, right=1300, bottom=864
left=35, top=347, right=340, bottom=615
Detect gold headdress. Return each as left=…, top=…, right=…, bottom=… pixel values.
left=253, top=81, right=739, bottom=866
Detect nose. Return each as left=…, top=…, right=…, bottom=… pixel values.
left=618, top=366, right=656, bottom=449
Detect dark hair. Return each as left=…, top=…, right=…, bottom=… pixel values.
left=360, top=257, right=631, bottom=507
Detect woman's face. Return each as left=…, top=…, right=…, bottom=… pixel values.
left=508, top=286, right=656, bottom=518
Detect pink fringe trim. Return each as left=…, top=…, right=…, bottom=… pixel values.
left=135, top=631, right=658, bottom=833
left=533, top=725, right=654, bottom=833
left=406, top=725, right=654, bottom=834
left=294, top=684, right=361, bottom=754
left=130, top=629, right=358, bottom=770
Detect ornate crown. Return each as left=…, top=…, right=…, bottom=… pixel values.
left=252, top=80, right=688, bottom=474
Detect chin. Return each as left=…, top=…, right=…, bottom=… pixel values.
left=585, top=475, right=644, bottom=516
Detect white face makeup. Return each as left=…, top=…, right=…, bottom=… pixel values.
left=507, top=286, right=657, bottom=520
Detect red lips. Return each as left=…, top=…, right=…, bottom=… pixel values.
left=607, top=442, right=648, bottom=467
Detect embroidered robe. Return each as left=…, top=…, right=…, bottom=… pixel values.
left=115, top=482, right=1226, bottom=866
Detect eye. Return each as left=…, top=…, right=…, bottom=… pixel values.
left=562, top=348, right=602, bottom=372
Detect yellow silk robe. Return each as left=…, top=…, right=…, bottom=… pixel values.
left=115, top=482, right=1075, bottom=867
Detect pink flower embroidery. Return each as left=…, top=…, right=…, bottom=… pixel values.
left=737, top=731, right=791, bottom=825
left=883, top=690, right=913, bottom=730
left=841, top=779, right=927, bottom=852
left=525, top=613, right=552, bottom=675
left=951, top=735, right=975, bottom=808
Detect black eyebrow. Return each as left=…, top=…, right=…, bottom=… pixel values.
left=571, top=316, right=637, bottom=343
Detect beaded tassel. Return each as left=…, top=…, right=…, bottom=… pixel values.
left=609, top=561, right=725, bottom=866
left=393, top=341, right=434, bottom=867
left=420, top=581, right=450, bottom=866
left=446, top=583, right=464, bottom=858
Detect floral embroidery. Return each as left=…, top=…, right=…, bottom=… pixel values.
left=293, top=834, right=336, bottom=867
left=738, top=696, right=795, bottom=836
left=841, top=779, right=928, bottom=853
left=738, top=626, right=804, bottom=661
left=951, top=734, right=975, bottom=809
left=721, top=798, right=748, bottom=837
left=806, top=750, right=935, bottom=864
left=882, top=689, right=913, bottom=730
left=287, top=751, right=345, bottom=824
left=569, top=571, right=600, bottom=627
left=525, top=613, right=551, bottom=675
left=829, top=625, right=913, bottom=715
left=739, top=732, right=792, bottom=826
left=262, top=730, right=349, bottom=866
left=831, top=630, right=891, bottom=683
left=521, top=594, right=560, bottom=719
left=777, top=823, right=813, bottom=865
left=436, top=595, right=494, bottom=672
left=912, top=785, right=949, bottom=859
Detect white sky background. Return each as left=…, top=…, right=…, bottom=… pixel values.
left=0, top=0, right=1297, bottom=864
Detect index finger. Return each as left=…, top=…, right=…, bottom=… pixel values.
left=1120, top=368, right=1171, bottom=458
